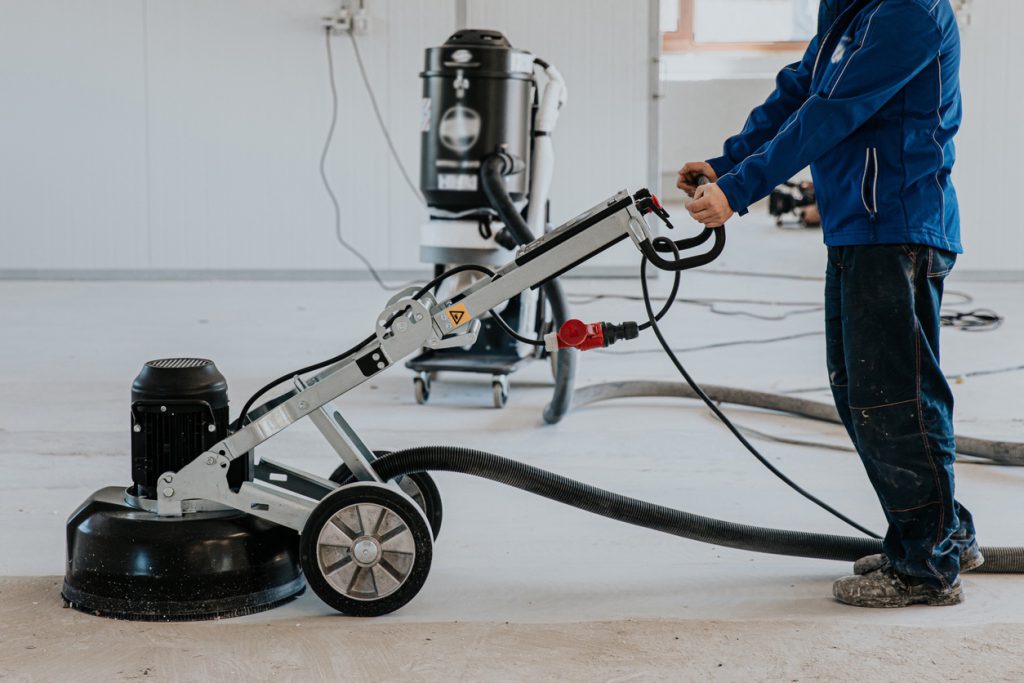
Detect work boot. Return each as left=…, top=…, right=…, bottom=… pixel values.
left=853, top=539, right=984, bottom=575
left=833, top=565, right=963, bottom=608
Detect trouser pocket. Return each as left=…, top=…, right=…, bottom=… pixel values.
left=927, top=247, right=957, bottom=278
left=850, top=400, right=943, bottom=512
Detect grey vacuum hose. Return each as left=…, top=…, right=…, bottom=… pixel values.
left=571, top=380, right=1024, bottom=467
left=371, top=446, right=1024, bottom=572
left=480, top=154, right=576, bottom=424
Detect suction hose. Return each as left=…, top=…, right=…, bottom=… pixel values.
left=572, top=380, right=1024, bottom=467
left=481, top=153, right=576, bottom=424
left=371, top=446, right=1024, bottom=572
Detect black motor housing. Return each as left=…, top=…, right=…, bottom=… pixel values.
left=62, top=358, right=304, bottom=621
left=420, top=29, right=533, bottom=210
left=130, top=358, right=249, bottom=498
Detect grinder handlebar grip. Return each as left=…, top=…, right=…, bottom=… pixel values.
left=695, top=174, right=726, bottom=229
left=639, top=174, right=726, bottom=271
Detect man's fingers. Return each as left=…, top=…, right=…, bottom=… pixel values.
left=688, top=202, right=724, bottom=224
left=682, top=162, right=717, bottom=183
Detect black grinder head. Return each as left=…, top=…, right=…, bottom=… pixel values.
left=62, top=359, right=304, bottom=621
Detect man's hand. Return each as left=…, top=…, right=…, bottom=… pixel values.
left=676, top=162, right=718, bottom=197
left=687, top=183, right=734, bottom=227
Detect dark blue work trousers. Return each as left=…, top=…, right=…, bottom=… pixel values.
left=825, top=244, right=975, bottom=590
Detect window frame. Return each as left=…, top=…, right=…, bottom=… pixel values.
left=662, top=0, right=811, bottom=53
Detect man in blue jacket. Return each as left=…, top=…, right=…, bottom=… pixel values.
left=679, top=0, right=979, bottom=608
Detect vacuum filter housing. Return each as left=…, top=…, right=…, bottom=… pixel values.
left=420, top=29, right=533, bottom=210
left=62, top=358, right=304, bottom=621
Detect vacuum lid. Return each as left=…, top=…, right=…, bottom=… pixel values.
left=444, top=29, right=511, bottom=48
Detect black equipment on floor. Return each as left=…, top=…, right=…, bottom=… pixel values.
left=769, top=181, right=819, bottom=228
left=62, top=359, right=304, bottom=621
left=408, top=29, right=573, bottom=415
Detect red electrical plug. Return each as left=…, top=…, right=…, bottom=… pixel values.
left=545, top=319, right=639, bottom=352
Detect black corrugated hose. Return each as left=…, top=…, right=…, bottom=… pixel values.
left=373, top=164, right=1024, bottom=571
left=571, top=381, right=1024, bottom=467
left=370, top=176, right=1024, bottom=570
left=369, top=446, right=1024, bottom=572
left=480, top=154, right=576, bottom=424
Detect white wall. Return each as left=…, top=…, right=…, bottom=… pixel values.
left=0, top=0, right=151, bottom=270
left=660, top=78, right=777, bottom=198
left=659, top=0, right=1024, bottom=275
left=0, top=0, right=654, bottom=275
left=953, top=0, right=1024, bottom=273
left=465, top=1, right=655, bottom=224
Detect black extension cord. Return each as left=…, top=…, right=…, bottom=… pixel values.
left=234, top=264, right=542, bottom=425
left=636, top=256, right=881, bottom=538
left=234, top=264, right=491, bottom=428
left=235, top=254, right=882, bottom=538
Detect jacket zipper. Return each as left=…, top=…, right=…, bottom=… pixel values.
left=861, top=147, right=879, bottom=219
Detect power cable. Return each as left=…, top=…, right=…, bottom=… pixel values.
left=784, top=363, right=1024, bottom=395
left=569, top=288, right=998, bottom=327
left=235, top=264, right=541, bottom=425
left=639, top=237, right=683, bottom=332
left=488, top=308, right=546, bottom=347
left=595, top=330, right=824, bottom=355
left=347, top=31, right=426, bottom=206
left=321, top=27, right=407, bottom=291
left=235, top=264, right=494, bottom=427
left=692, top=268, right=825, bottom=282
left=941, top=308, right=1004, bottom=331
left=568, top=290, right=823, bottom=322
left=637, top=255, right=882, bottom=539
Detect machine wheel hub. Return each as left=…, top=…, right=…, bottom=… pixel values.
left=352, top=537, right=382, bottom=566
left=316, top=502, right=417, bottom=600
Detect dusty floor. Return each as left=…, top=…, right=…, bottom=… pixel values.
left=2, top=210, right=1023, bottom=681
left=3, top=577, right=1024, bottom=682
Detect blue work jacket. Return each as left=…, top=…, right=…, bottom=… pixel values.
left=708, top=0, right=963, bottom=252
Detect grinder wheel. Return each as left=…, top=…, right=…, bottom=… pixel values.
left=62, top=487, right=305, bottom=621
left=330, top=451, right=443, bottom=540
left=300, top=483, right=433, bottom=617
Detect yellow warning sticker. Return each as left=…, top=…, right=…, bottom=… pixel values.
left=446, top=303, right=471, bottom=328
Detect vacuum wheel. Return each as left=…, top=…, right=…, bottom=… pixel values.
left=413, top=372, right=431, bottom=405
left=492, top=375, right=509, bottom=409
left=330, top=452, right=442, bottom=540
left=300, top=483, right=433, bottom=617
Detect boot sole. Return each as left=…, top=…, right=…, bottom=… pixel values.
left=833, top=582, right=964, bottom=608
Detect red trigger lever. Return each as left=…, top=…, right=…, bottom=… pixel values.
left=632, top=188, right=674, bottom=230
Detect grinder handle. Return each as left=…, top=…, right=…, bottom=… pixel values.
left=642, top=175, right=726, bottom=271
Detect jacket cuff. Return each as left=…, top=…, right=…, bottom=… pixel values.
left=715, top=175, right=749, bottom=217
left=706, top=156, right=735, bottom=180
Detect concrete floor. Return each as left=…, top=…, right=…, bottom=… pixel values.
left=2, top=210, right=1023, bottom=681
